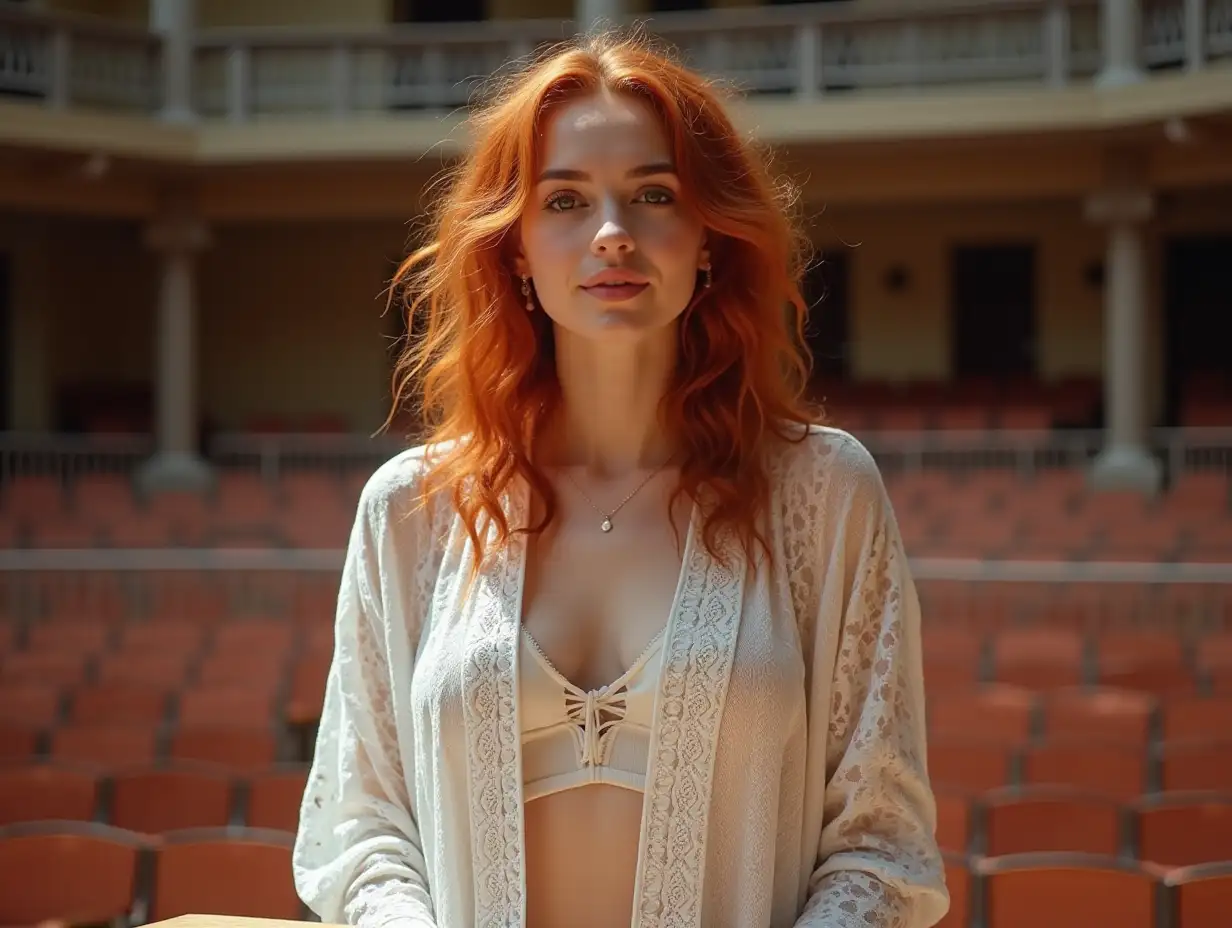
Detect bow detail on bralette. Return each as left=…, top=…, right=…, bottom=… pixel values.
left=564, top=684, right=629, bottom=766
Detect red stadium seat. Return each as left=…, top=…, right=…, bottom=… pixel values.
left=975, top=853, right=1158, bottom=928
left=981, top=786, right=1123, bottom=857
left=1166, top=861, right=1232, bottom=928
left=151, top=827, right=301, bottom=920
left=246, top=766, right=308, bottom=831
left=0, top=764, right=98, bottom=825
left=0, top=821, right=148, bottom=925
left=1134, top=792, right=1232, bottom=868
left=109, top=763, right=236, bottom=834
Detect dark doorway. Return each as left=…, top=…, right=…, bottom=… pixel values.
left=1164, top=235, right=1232, bottom=425
left=801, top=248, right=850, bottom=385
left=951, top=244, right=1036, bottom=379
left=0, top=254, right=9, bottom=430
left=650, top=0, right=708, bottom=9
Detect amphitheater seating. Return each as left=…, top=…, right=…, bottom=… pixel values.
left=0, top=422, right=1229, bottom=925
left=2, top=464, right=1230, bottom=561
left=0, top=821, right=303, bottom=925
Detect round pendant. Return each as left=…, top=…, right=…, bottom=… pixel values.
left=600, top=517, right=613, bottom=533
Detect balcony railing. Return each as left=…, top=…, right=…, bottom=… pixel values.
left=1, top=0, right=1230, bottom=122
left=0, top=4, right=160, bottom=112
left=2, top=426, right=1231, bottom=484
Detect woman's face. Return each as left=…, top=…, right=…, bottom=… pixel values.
left=515, top=91, right=708, bottom=338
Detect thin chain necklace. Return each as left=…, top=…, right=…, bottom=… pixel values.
left=560, top=457, right=675, bottom=533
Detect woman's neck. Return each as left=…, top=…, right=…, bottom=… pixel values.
left=540, top=325, right=678, bottom=477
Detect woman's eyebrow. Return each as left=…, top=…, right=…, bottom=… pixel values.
left=536, top=162, right=677, bottom=183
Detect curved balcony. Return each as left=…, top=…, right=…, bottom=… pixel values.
left=0, top=0, right=1229, bottom=122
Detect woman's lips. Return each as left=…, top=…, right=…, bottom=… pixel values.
left=582, top=282, right=650, bottom=302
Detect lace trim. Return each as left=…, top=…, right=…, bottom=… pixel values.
left=635, top=513, right=745, bottom=928
left=461, top=487, right=527, bottom=928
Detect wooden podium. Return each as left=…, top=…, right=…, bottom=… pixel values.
left=148, top=918, right=345, bottom=927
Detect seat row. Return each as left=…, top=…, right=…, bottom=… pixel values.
left=916, top=587, right=1232, bottom=636
left=925, top=686, right=1232, bottom=746
left=0, top=721, right=297, bottom=770
left=0, top=761, right=307, bottom=834
left=941, top=853, right=1230, bottom=928
left=928, top=734, right=1232, bottom=797
left=0, top=821, right=304, bottom=926
left=935, top=787, right=1232, bottom=866
left=4, top=825, right=1228, bottom=927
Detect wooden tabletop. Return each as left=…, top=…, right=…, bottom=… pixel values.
left=146, top=918, right=344, bottom=927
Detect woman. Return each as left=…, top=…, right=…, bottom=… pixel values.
left=293, top=32, right=948, bottom=928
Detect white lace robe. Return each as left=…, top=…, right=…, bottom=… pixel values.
left=293, top=427, right=949, bottom=928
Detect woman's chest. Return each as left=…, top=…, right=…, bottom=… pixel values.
left=519, top=509, right=686, bottom=694
left=410, top=531, right=807, bottom=757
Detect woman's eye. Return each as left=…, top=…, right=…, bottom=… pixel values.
left=638, top=188, right=675, bottom=205
left=545, top=191, right=582, bottom=212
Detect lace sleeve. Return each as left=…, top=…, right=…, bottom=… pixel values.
left=292, top=475, right=437, bottom=928
left=795, top=437, right=948, bottom=928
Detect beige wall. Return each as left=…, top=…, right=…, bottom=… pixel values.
left=815, top=200, right=1108, bottom=383
left=197, top=221, right=407, bottom=433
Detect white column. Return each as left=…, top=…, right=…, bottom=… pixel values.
left=151, top=0, right=196, bottom=124
left=136, top=200, right=213, bottom=494
left=576, top=0, right=622, bottom=34
left=1096, top=0, right=1144, bottom=87
left=1084, top=187, right=1161, bottom=495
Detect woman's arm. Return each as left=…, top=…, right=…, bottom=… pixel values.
left=293, top=474, right=437, bottom=927
left=795, top=437, right=948, bottom=928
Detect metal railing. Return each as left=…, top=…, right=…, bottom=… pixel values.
left=207, top=430, right=403, bottom=483
left=2, top=426, right=1231, bottom=486
left=2, top=0, right=1230, bottom=120
left=0, top=432, right=155, bottom=484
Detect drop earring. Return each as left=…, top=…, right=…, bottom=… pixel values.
left=521, top=275, right=534, bottom=312
left=702, top=264, right=713, bottom=289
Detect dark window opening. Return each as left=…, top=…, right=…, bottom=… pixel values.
left=951, top=243, right=1037, bottom=380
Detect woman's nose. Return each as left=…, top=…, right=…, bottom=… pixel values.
left=591, top=217, right=635, bottom=256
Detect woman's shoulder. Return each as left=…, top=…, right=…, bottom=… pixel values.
left=770, top=422, right=886, bottom=504
left=354, top=439, right=459, bottom=528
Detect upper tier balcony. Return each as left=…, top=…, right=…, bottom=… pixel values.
left=0, top=0, right=1230, bottom=159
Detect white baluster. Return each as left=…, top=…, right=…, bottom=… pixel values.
left=796, top=24, right=821, bottom=98
left=331, top=44, right=353, bottom=116
left=48, top=27, right=69, bottom=109
left=1184, top=0, right=1206, bottom=68
left=226, top=43, right=250, bottom=122
left=1044, top=0, right=1071, bottom=86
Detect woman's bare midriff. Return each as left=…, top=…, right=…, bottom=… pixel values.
left=524, top=784, right=645, bottom=928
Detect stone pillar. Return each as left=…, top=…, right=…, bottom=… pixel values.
left=1096, top=0, right=1145, bottom=87
left=1084, top=186, right=1161, bottom=494
left=576, top=0, right=621, bottom=34
left=151, top=0, right=196, bottom=124
left=136, top=198, right=213, bottom=495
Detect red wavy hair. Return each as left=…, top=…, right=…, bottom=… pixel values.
left=387, top=31, right=820, bottom=572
